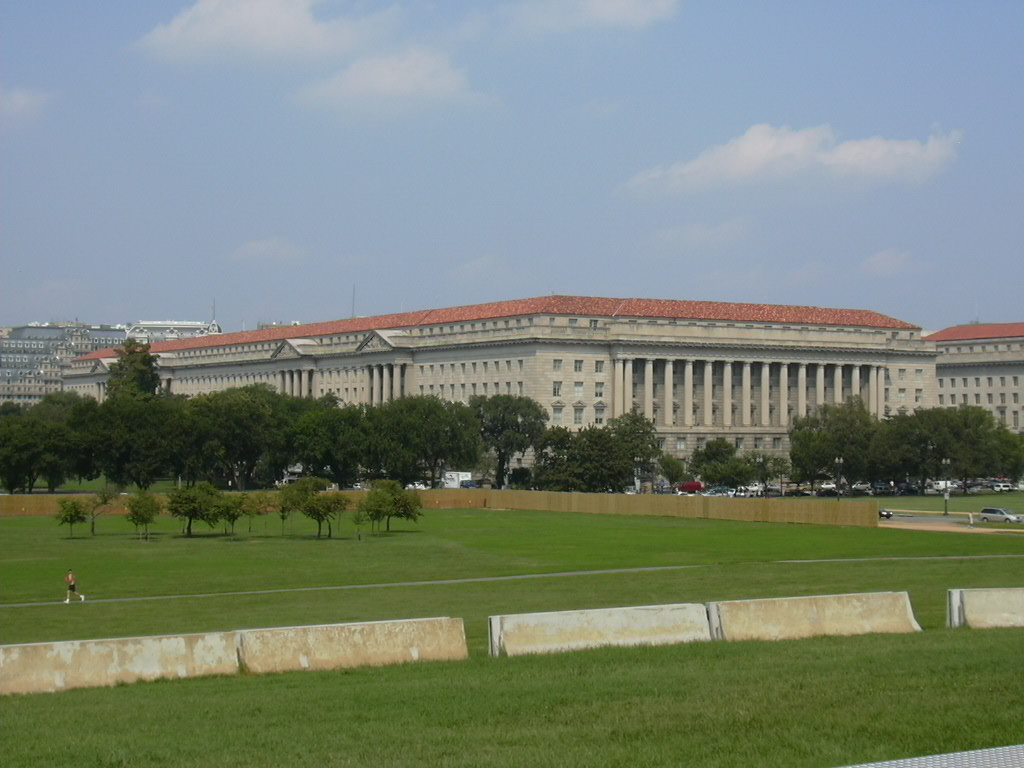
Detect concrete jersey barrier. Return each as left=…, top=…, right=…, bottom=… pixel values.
left=488, top=603, right=712, bottom=657
left=708, top=592, right=922, bottom=642
left=0, top=631, right=239, bottom=696
left=238, top=617, right=468, bottom=675
left=947, top=588, right=1024, bottom=629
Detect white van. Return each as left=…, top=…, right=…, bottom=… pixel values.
left=992, top=482, right=1013, bottom=493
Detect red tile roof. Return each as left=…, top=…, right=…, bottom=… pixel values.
left=925, top=322, right=1024, bottom=342
left=78, top=295, right=918, bottom=361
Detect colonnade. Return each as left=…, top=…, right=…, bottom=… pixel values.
left=611, top=358, right=886, bottom=427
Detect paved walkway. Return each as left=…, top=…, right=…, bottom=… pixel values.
left=2, top=553, right=1022, bottom=609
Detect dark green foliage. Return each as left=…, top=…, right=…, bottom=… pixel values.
left=105, top=339, right=161, bottom=399
left=470, top=394, right=548, bottom=489
left=124, top=490, right=161, bottom=540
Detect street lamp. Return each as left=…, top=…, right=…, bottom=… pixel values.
left=834, top=457, right=844, bottom=502
left=941, top=457, right=952, bottom=516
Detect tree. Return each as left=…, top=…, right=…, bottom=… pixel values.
left=56, top=499, right=88, bottom=538
left=293, top=404, right=365, bottom=489
left=746, top=451, right=790, bottom=492
left=533, top=426, right=577, bottom=491
left=788, top=399, right=876, bottom=486
left=279, top=477, right=342, bottom=538
left=470, top=395, right=548, bottom=489
left=96, top=395, right=175, bottom=489
left=606, top=410, right=662, bottom=487
left=106, top=339, right=161, bottom=399
left=216, top=494, right=249, bottom=535
left=359, top=479, right=422, bottom=533
left=571, top=425, right=635, bottom=492
left=689, top=439, right=737, bottom=481
left=88, top=488, right=121, bottom=535
left=167, top=483, right=222, bottom=537
left=658, top=454, right=688, bottom=487
left=124, top=490, right=161, bottom=540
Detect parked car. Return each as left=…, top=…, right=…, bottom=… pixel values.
left=991, top=482, right=1013, bottom=493
left=850, top=481, right=872, bottom=495
left=978, top=508, right=1022, bottom=523
left=878, top=508, right=893, bottom=519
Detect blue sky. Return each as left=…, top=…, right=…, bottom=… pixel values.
left=2, top=1, right=1021, bottom=333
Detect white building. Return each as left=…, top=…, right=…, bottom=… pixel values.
left=65, top=295, right=937, bottom=455
left=927, top=322, right=1024, bottom=434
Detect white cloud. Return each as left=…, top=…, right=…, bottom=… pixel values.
left=629, top=124, right=961, bottom=192
left=230, top=238, right=307, bottom=265
left=136, top=0, right=392, bottom=60
left=861, top=248, right=925, bottom=277
left=506, top=0, right=680, bottom=33
left=0, top=84, right=52, bottom=120
left=295, top=49, right=478, bottom=114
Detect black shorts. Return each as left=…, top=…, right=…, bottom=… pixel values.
left=67, top=583, right=76, bottom=592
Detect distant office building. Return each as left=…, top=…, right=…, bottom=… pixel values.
left=66, top=295, right=937, bottom=455
left=927, top=322, right=1024, bottom=434
left=0, top=324, right=126, bottom=406
left=125, top=320, right=221, bottom=344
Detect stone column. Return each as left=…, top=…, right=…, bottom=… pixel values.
left=381, top=364, right=392, bottom=404
left=683, top=359, right=693, bottom=426
left=722, top=361, right=733, bottom=427
left=779, top=363, right=789, bottom=427
left=797, top=363, right=807, bottom=417
left=643, top=359, right=654, bottom=420
left=868, top=364, right=876, bottom=415
left=393, top=363, right=403, bottom=399
left=703, top=360, right=714, bottom=426
left=816, top=364, right=826, bottom=410
left=851, top=364, right=861, bottom=403
left=663, top=359, right=674, bottom=426
left=834, top=364, right=844, bottom=404
left=741, top=361, right=751, bottom=427
left=366, top=366, right=375, bottom=405
left=760, top=363, right=771, bottom=426
left=624, top=358, right=634, bottom=413
left=613, top=359, right=624, bottom=416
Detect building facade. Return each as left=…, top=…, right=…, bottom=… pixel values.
left=926, top=322, right=1024, bottom=434
left=65, top=295, right=937, bottom=455
left=0, top=324, right=126, bottom=406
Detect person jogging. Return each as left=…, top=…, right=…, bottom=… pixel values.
left=64, top=569, right=85, bottom=603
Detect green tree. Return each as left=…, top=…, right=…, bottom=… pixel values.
left=167, top=482, right=223, bottom=537
left=106, top=339, right=161, bottom=399
left=689, top=438, right=737, bottom=481
left=658, top=454, right=688, bottom=487
left=533, top=426, right=578, bottom=491
left=293, top=404, right=366, bottom=489
left=747, top=451, right=790, bottom=492
left=305, top=492, right=349, bottom=539
left=89, top=488, right=122, bottom=535
left=56, top=498, right=88, bottom=538
left=571, top=425, right=635, bottom=492
left=124, top=490, right=161, bottom=540
left=788, top=399, right=876, bottom=486
left=96, top=395, right=175, bottom=489
left=280, top=477, right=340, bottom=538
left=470, top=395, right=548, bottom=489
left=606, top=410, right=661, bottom=486
left=359, top=479, right=422, bottom=533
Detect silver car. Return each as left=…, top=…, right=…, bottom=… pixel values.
left=978, top=508, right=1022, bottom=523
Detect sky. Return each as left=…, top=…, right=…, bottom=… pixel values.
left=2, top=1, right=1022, bottom=335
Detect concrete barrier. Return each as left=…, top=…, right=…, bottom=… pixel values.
left=708, top=592, right=921, bottom=642
left=488, top=603, right=712, bottom=657
left=947, top=588, right=1024, bottom=629
left=0, top=631, right=239, bottom=696
left=237, top=617, right=468, bottom=675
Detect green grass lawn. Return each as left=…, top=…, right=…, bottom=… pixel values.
left=2, top=508, right=1023, bottom=767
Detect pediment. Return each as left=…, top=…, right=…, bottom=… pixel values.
left=270, top=339, right=312, bottom=360
left=550, top=399, right=566, bottom=408
left=592, top=399, right=607, bottom=409
left=356, top=331, right=395, bottom=353
left=572, top=400, right=587, bottom=408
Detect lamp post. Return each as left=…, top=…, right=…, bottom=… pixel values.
left=834, top=457, right=844, bottom=502
left=941, top=457, right=952, bottom=516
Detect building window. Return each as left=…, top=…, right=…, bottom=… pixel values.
left=975, top=394, right=981, bottom=404
left=772, top=437, right=783, bottom=449
left=950, top=394, right=956, bottom=404
left=568, top=318, right=578, bottom=327
left=735, top=437, right=744, bottom=449
left=517, top=382, right=523, bottom=395
left=574, top=382, right=583, bottom=397
left=696, top=438, right=706, bottom=449
left=898, top=388, right=906, bottom=401
left=938, top=395, right=944, bottom=405
left=975, top=377, right=981, bottom=387
left=938, top=379, right=944, bottom=388
left=595, top=360, right=604, bottom=374
left=574, top=359, right=584, bottom=373
left=754, top=437, right=763, bottom=449
left=594, top=382, right=604, bottom=399
left=675, top=437, right=687, bottom=451
left=573, top=407, right=584, bottom=425
left=987, top=393, right=993, bottom=404
left=552, top=381, right=562, bottom=397
left=589, top=319, right=599, bottom=329
left=552, top=407, right=563, bottom=424
left=1000, top=393, right=1006, bottom=404
left=553, top=359, right=562, bottom=372
left=594, top=409, right=605, bottom=425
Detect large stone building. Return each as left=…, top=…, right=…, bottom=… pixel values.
left=64, top=295, right=937, bottom=455
left=0, top=323, right=126, bottom=406
left=926, top=322, right=1024, bottom=434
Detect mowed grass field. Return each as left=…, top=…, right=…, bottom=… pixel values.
left=2, top=506, right=1024, bottom=768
